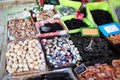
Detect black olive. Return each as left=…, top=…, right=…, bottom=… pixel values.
left=64, top=18, right=88, bottom=30
left=91, top=10, right=113, bottom=26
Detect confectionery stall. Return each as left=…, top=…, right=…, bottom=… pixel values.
left=2, top=0, right=120, bottom=80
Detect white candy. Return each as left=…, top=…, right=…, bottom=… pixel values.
left=18, top=63, right=23, bottom=68
left=34, top=66, right=39, bottom=70
left=6, top=66, right=11, bottom=71
left=17, top=51, right=22, bottom=56
left=28, top=58, right=33, bottom=63
left=8, top=68, right=16, bottom=74
left=29, top=64, right=34, bottom=69
left=6, top=52, right=10, bottom=57
left=17, top=68, right=23, bottom=72
left=23, top=67, right=29, bottom=71
left=12, top=64, right=18, bottom=69
left=6, top=39, right=45, bottom=74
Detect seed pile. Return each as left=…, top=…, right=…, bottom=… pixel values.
left=91, top=10, right=113, bottom=26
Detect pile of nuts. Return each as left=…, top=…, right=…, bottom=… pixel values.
left=6, top=39, right=46, bottom=74
left=36, top=10, right=55, bottom=21
left=8, top=19, right=36, bottom=41
left=107, top=34, right=120, bottom=44
left=79, top=63, right=115, bottom=80
left=41, top=37, right=82, bottom=68
left=112, top=59, right=120, bottom=79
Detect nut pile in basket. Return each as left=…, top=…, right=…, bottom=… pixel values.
left=6, top=39, right=46, bottom=74
left=8, top=19, right=36, bottom=41
left=36, top=10, right=55, bottom=21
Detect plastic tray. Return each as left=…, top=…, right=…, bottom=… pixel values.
left=60, top=15, right=94, bottom=34
left=5, top=39, right=47, bottom=76
left=86, top=1, right=118, bottom=26
left=35, top=19, right=68, bottom=38
left=40, top=36, right=83, bottom=70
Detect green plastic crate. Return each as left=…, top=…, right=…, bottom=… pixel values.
left=55, top=4, right=78, bottom=22
left=58, top=0, right=81, bottom=10
left=60, top=15, right=94, bottom=34
left=86, top=1, right=118, bottom=26
left=109, top=0, right=120, bottom=8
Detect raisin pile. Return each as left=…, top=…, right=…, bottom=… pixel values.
left=64, top=18, right=88, bottom=30
left=91, top=10, right=113, bottom=26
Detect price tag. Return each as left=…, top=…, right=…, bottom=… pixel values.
left=81, top=28, right=99, bottom=36
left=99, top=22, right=120, bottom=36
left=104, top=25, right=119, bottom=33
left=74, top=63, right=87, bottom=76
left=43, top=4, right=54, bottom=10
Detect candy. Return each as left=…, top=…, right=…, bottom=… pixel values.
left=41, top=37, right=82, bottom=68
left=5, top=39, right=46, bottom=74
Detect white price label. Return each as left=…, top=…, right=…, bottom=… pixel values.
left=43, top=4, right=54, bottom=10
left=104, top=25, right=120, bottom=33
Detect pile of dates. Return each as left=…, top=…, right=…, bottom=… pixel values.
left=91, top=10, right=113, bottom=26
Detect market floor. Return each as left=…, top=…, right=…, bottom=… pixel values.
left=0, top=3, right=35, bottom=80
left=0, top=7, right=7, bottom=80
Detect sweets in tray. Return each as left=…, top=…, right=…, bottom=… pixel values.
left=41, top=36, right=82, bottom=68
left=7, top=19, right=36, bottom=41
left=5, top=39, right=46, bottom=75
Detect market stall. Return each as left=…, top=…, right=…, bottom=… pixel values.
left=3, top=0, right=120, bottom=80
